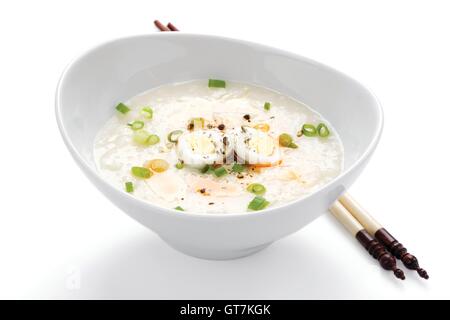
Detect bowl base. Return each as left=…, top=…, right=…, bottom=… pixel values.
left=161, top=237, right=272, bottom=260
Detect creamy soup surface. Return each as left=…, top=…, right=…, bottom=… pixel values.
left=94, top=80, right=344, bottom=213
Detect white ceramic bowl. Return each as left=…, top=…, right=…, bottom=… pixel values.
left=56, top=33, right=383, bottom=260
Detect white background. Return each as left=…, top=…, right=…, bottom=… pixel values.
left=0, top=0, right=449, bottom=299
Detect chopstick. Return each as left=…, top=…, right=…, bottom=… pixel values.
left=339, top=193, right=429, bottom=279
left=154, top=20, right=178, bottom=32
left=167, top=22, right=179, bottom=31
left=153, top=19, right=428, bottom=280
left=154, top=20, right=171, bottom=31
left=330, top=202, right=405, bottom=279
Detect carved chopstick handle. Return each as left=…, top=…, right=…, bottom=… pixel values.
left=356, top=230, right=405, bottom=279
left=339, top=193, right=428, bottom=279
left=375, top=228, right=429, bottom=279
left=330, top=202, right=405, bottom=280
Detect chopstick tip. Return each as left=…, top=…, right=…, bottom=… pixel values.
left=154, top=20, right=170, bottom=31
left=417, top=268, right=429, bottom=279
left=167, top=22, right=179, bottom=31
left=394, top=268, right=406, bottom=280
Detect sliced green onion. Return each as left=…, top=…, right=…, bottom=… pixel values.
left=140, top=107, right=153, bottom=119
left=200, top=165, right=213, bottom=174
left=125, top=181, right=134, bottom=193
left=302, top=124, right=317, bottom=137
left=264, top=102, right=271, bottom=111
left=133, top=130, right=151, bottom=145
left=127, top=120, right=144, bottom=131
left=231, top=163, right=245, bottom=173
left=317, top=123, right=330, bottom=137
left=131, top=166, right=152, bottom=179
left=200, top=165, right=210, bottom=174
left=214, top=166, right=228, bottom=177
left=168, top=130, right=183, bottom=143
left=247, top=183, right=266, bottom=195
left=279, top=133, right=294, bottom=147
left=147, top=134, right=160, bottom=145
left=115, top=102, right=130, bottom=114
left=174, top=206, right=185, bottom=211
left=175, top=162, right=184, bottom=169
left=208, top=79, right=226, bottom=88
left=248, top=196, right=270, bottom=211
left=133, top=130, right=159, bottom=146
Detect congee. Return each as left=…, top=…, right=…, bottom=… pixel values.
left=94, top=79, right=344, bottom=213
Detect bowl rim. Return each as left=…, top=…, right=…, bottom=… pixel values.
left=55, top=32, right=384, bottom=219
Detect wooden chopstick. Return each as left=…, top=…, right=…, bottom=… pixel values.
left=330, top=202, right=405, bottom=279
left=154, top=20, right=170, bottom=31
left=167, top=22, right=179, bottom=31
left=153, top=19, right=427, bottom=280
left=339, top=193, right=429, bottom=279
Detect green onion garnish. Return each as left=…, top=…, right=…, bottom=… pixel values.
left=125, top=181, right=134, bottom=193
left=247, top=183, right=266, bottom=195
left=302, top=124, right=317, bottom=137
left=174, top=206, right=185, bottom=211
left=147, top=134, right=160, bottom=145
left=140, top=107, right=153, bottom=119
left=168, top=130, right=183, bottom=143
left=231, top=163, right=245, bottom=173
left=175, top=162, right=184, bottom=169
left=279, top=133, right=296, bottom=148
left=213, top=166, right=228, bottom=177
left=131, top=166, right=152, bottom=179
left=133, top=130, right=151, bottom=145
left=208, top=79, right=226, bottom=88
left=133, top=130, right=159, bottom=146
left=317, top=123, right=330, bottom=137
left=200, top=165, right=209, bottom=173
left=200, top=165, right=213, bottom=174
left=127, top=120, right=144, bottom=131
left=264, top=102, right=271, bottom=111
left=116, top=102, right=130, bottom=114
left=248, top=196, right=270, bottom=211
